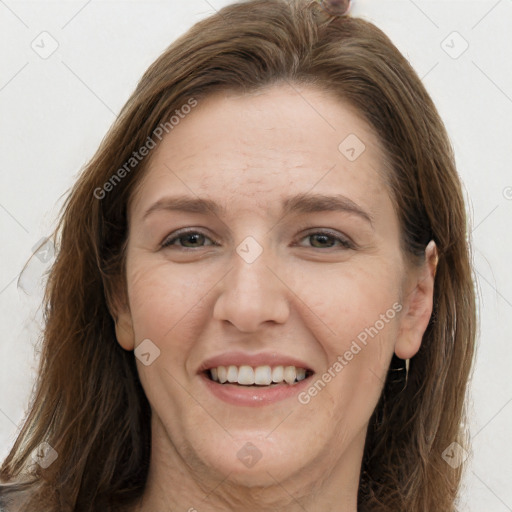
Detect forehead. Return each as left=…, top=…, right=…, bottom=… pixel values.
left=129, top=83, right=390, bottom=221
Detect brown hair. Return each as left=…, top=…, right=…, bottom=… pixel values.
left=0, top=1, right=476, bottom=510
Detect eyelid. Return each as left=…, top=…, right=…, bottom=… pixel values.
left=161, top=226, right=355, bottom=251
left=161, top=227, right=217, bottom=249
left=293, top=226, right=354, bottom=250
left=293, top=219, right=355, bottom=242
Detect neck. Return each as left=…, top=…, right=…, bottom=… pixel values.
left=133, top=414, right=364, bottom=512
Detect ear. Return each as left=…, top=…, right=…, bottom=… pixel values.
left=395, top=240, right=438, bottom=360
left=113, top=301, right=136, bottom=351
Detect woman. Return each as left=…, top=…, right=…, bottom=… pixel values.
left=0, top=0, right=476, bottom=510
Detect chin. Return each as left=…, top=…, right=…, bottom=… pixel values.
left=200, top=435, right=308, bottom=486
left=216, top=460, right=299, bottom=488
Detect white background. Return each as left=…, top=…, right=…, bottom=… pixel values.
left=1, top=1, right=511, bottom=510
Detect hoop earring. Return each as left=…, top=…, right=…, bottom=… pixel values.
left=404, top=358, right=410, bottom=388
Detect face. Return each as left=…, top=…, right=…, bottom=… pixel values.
left=115, top=83, right=436, bottom=490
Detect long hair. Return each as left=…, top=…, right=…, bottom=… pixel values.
left=0, top=1, right=476, bottom=510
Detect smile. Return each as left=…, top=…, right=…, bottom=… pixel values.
left=207, top=365, right=313, bottom=386
left=201, top=366, right=316, bottom=407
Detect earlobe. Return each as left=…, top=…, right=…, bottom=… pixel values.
left=114, top=307, right=135, bottom=351
left=394, top=240, right=438, bottom=360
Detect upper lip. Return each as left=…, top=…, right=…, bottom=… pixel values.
left=197, top=351, right=315, bottom=374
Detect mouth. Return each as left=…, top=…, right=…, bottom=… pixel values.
left=197, top=352, right=317, bottom=405
left=203, top=365, right=315, bottom=387
left=200, top=365, right=316, bottom=406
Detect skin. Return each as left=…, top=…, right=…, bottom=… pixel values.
left=115, top=82, right=438, bottom=512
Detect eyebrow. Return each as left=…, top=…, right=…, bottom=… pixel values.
left=142, top=192, right=374, bottom=227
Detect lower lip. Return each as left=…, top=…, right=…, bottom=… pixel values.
left=200, top=372, right=314, bottom=407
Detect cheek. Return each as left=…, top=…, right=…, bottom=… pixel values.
left=125, top=259, right=212, bottom=411
left=292, top=259, right=400, bottom=413
left=291, top=257, right=401, bottom=344
left=125, top=256, right=210, bottom=342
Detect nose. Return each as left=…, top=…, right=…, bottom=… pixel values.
left=212, top=243, right=290, bottom=332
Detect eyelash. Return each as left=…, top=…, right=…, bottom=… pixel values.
left=160, top=227, right=354, bottom=251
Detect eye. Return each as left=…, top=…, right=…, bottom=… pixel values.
left=160, top=228, right=354, bottom=251
left=161, top=229, right=217, bottom=249
left=296, top=230, right=354, bottom=250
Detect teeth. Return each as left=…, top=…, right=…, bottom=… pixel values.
left=272, top=366, right=284, bottom=383
left=217, top=366, right=227, bottom=383
left=227, top=365, right=238, bottom=383
left=254, top=366, right=272, bottom=385
left=208, top=365, right=310, bottom=386
left=283, top=366, right=296, bottom=384
left=238, top=365, right=255, bottom=385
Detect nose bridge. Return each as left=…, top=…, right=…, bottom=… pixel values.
left=234, top=235, right=272, bottom=292
left=212, top=233, right=289, bottom=331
